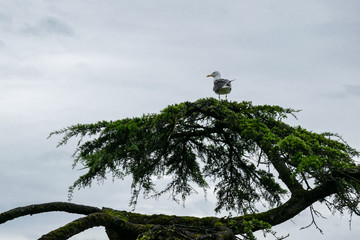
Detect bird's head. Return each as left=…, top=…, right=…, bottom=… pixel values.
left=207, top=71, right=221, bottom=79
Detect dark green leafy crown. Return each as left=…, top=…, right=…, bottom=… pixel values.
left=49, top=98, right=360, bottom=214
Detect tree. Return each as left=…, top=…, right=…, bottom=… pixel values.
left=1, top=98, right=359, bottom=239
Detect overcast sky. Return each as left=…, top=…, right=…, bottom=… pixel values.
left=1, top=0, right=360, bottom=239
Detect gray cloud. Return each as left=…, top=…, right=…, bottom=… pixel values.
left=39, top=17, right=74, bottom=35
left=344, top=84, right=360, bottom=97
left=0, top=13, right=12, bottom=25
left=325, top=84, right=360, bottom=99
left=22, top=16, right=74, bottom=36
left=1, top=1, right=360, bottom=239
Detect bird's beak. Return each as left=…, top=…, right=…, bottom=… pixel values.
left=206, top=74, right=212, bottom=77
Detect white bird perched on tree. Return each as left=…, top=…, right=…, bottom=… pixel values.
left=207, top=71, right=235, bottom=100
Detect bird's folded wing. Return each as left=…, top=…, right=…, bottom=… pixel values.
left=213, top=79, right=230, bottom=92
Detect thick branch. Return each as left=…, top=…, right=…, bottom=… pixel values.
left=99, top=180, right=338, bottom=235
left=0, top=183, right=341, bottom=239
left=233, top=180, right=338, bottom=233
left=0, top=202, right=101, bottom=224
left=269, top=153, right=303, bottom=193
left=38, top=212, right=122, bottom=240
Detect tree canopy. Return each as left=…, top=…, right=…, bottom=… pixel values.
left=51, top=98, right=360, bottom=214
left=1, top=98, right=360, bottom=239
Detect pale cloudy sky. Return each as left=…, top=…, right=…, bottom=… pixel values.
left=1, top=0, right=360, bottom=239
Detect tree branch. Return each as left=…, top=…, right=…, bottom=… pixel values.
left=38, top=211, right=127, bottom=240
left=268, top=153, right=303, bottom=193
left=232, top=180, right=338, bottom=234
left=0, top=202, right=101, bottom=224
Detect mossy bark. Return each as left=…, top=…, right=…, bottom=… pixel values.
left=0, top=185, right=341, bottom=240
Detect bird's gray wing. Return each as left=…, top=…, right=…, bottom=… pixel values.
left=213, top=79, right=231, bottom=92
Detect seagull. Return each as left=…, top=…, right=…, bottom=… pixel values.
left=207, top=71, right=234, bottom=100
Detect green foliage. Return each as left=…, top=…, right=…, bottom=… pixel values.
left=240, top=218, right=272, bottom=239
left=50, top=98, right=360, bottom=215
